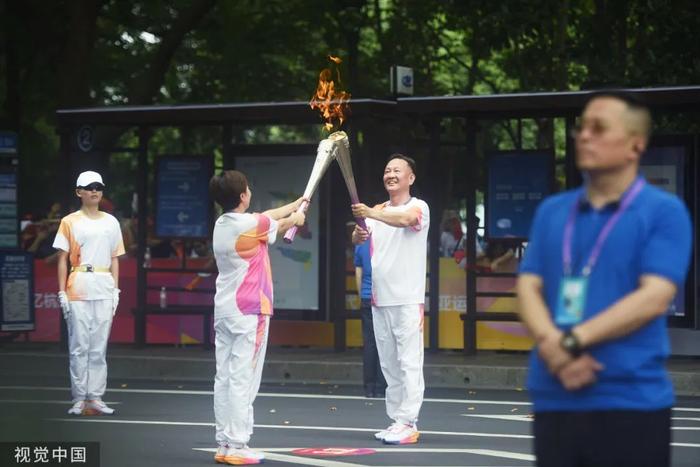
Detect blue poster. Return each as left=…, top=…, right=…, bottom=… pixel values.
left=0, top=251, right=34, bottom=331
left=155, top=157, right=212, bottom=238
left=0, top=170, right=18, bottom=248
left=0, top=131, right=18, bottom=154
left=487, top=151, right=552, bottom=239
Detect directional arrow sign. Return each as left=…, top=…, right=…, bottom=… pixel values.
left=155, top=157, right=211, bottom=238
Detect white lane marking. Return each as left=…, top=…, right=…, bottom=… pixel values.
left=464, top=414, right=700, bottom=425
left=52, top=418, right=211, bottom=427
left=4, top=386, right=700, bottom=413
left=0, top=399, right=121, bottom=405
left=373, top=448, right=534, bottom=461
left=194, top=449, right=368, bottom=467
left=264, top=453, right=368, bottom=467
left=195, top=446, right=535, bottom=462
left=0, top=386, right=534, bottom=406
left=0, top=386, right=210, bottom=396
left=462, top=414, right=532, bottom=422
left=58, top=417, right=700, bottom=442
left=50, top=418, right=534, bottom=439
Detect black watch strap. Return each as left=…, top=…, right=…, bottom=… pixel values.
left=560, top=330, right=582, bottom=357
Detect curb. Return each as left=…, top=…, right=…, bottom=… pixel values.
left=1, top=351, right=698, bottom=395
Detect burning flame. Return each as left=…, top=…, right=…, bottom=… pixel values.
left=310, top=55, right=351, bottom=132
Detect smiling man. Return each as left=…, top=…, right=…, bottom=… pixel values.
left=351, top=154, right=430, bottom=445
left=517, top=92, right=692, bottom=467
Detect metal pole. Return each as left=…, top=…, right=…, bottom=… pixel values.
left=427, top=118, right=441, bottom=352
left=564, top=116, right=581, bottom=189
left=464, top=120, right=478, bottom=355
left=58, top=126, right=71, bottom=351
left=135, top=126, right=149, bottom=347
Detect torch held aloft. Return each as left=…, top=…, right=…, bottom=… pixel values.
left=283, top=138, right=338, bottom=243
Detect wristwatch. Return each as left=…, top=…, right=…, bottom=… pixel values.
left=560, top=330, right=583, bottom=357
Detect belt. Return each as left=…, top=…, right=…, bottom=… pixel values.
left=70, top=265, right=111, bottom=273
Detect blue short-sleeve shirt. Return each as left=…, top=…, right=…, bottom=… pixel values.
left=354, top=241, right=372, bottom=300
left=519, top=177, right=692, bottom=411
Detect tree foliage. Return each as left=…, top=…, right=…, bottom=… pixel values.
left=1, top=0, right=698, bottom=213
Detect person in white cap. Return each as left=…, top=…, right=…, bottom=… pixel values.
left=53, top=171, right=125, bottom=415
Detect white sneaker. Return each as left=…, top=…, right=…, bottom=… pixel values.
left=67, top=400, right=85, bottom=415
left=382, top=422, right=419, bottom=445
left=224, top=445, right=264, bottom=465
left=374, top=422, right=401, bottom=441
left=85, top=399, right=115, bottom=415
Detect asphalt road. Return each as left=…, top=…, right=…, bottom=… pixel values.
left=1, top=378, right=698, bottom=466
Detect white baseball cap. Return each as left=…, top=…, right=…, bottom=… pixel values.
left=76, top=171, right=104, bottom=188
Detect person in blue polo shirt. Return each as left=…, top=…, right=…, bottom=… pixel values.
left=354, top=239, right=386, bottom=398
left=517, top=91, right=692, bottom=467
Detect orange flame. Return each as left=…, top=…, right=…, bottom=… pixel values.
left=310, top=55, right=351, bottom=132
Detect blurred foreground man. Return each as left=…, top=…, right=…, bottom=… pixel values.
left=517, top=91, right=692, bottom=467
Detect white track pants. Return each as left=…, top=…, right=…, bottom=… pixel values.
left=214, top=314, right=269, bottom=447
left=67, top=300, right=114, bottom=403
left=372, top=304, right=425, bottom=425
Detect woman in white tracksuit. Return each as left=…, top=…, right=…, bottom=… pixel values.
left=54, top=171, right=125, bottom=416
left=209, top=170, right=305, bottom=465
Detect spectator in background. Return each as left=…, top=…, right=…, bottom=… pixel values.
left=484, top=239, right=517, bottom=273
left=439, top=211, right=463, bottom=257
left=453, top=216, right=486, bottom=270
left=26, top=219, right=60, bottom=259
left=354, top=239, right=386, bottom=399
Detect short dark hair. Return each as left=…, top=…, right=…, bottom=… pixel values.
left=584, top=89, right=652, bottom=137
left=386, top=153, right=416, bottom=174
left=584, top=89, right=648, bottom=113
left=209, top=170, right=248, bottom=211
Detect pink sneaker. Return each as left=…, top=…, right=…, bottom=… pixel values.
left=224, top=445, right=264, bottom=465
left=214, top=445, right=228, bottom=464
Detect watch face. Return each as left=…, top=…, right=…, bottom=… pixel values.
left=562, top=335, right=575, bottom=349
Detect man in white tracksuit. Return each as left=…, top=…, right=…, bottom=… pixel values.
left=352, top=154, right=430, bottom=445
left=209, top=170, right=305, bottom=465
left=54, top=171, right=125, bottom=416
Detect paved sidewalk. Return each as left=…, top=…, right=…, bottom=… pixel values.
left=1, top=343, right=699, bottom=395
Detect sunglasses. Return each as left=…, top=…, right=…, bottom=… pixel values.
left=79, top=183, right=105, bottom=192
left=570, top=120, right=610, bottom=139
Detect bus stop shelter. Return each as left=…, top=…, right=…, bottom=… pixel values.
left=54, top=86, right=700, bottom=355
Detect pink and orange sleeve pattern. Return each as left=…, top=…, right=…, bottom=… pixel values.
left=234, top=214, right=275, bottom=315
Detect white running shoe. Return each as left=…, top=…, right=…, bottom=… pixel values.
left=382, top=422, right=419, bottom=445
left=224, top=445, right=264, bottom=465
left=374, top=421, right=401, bottom=441
left=85, top=399, right=115, bottom=415
left=67, top=400, right=85, bottom=415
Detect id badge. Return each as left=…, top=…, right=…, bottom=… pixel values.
left=555, top=276, right=588, bottom=326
